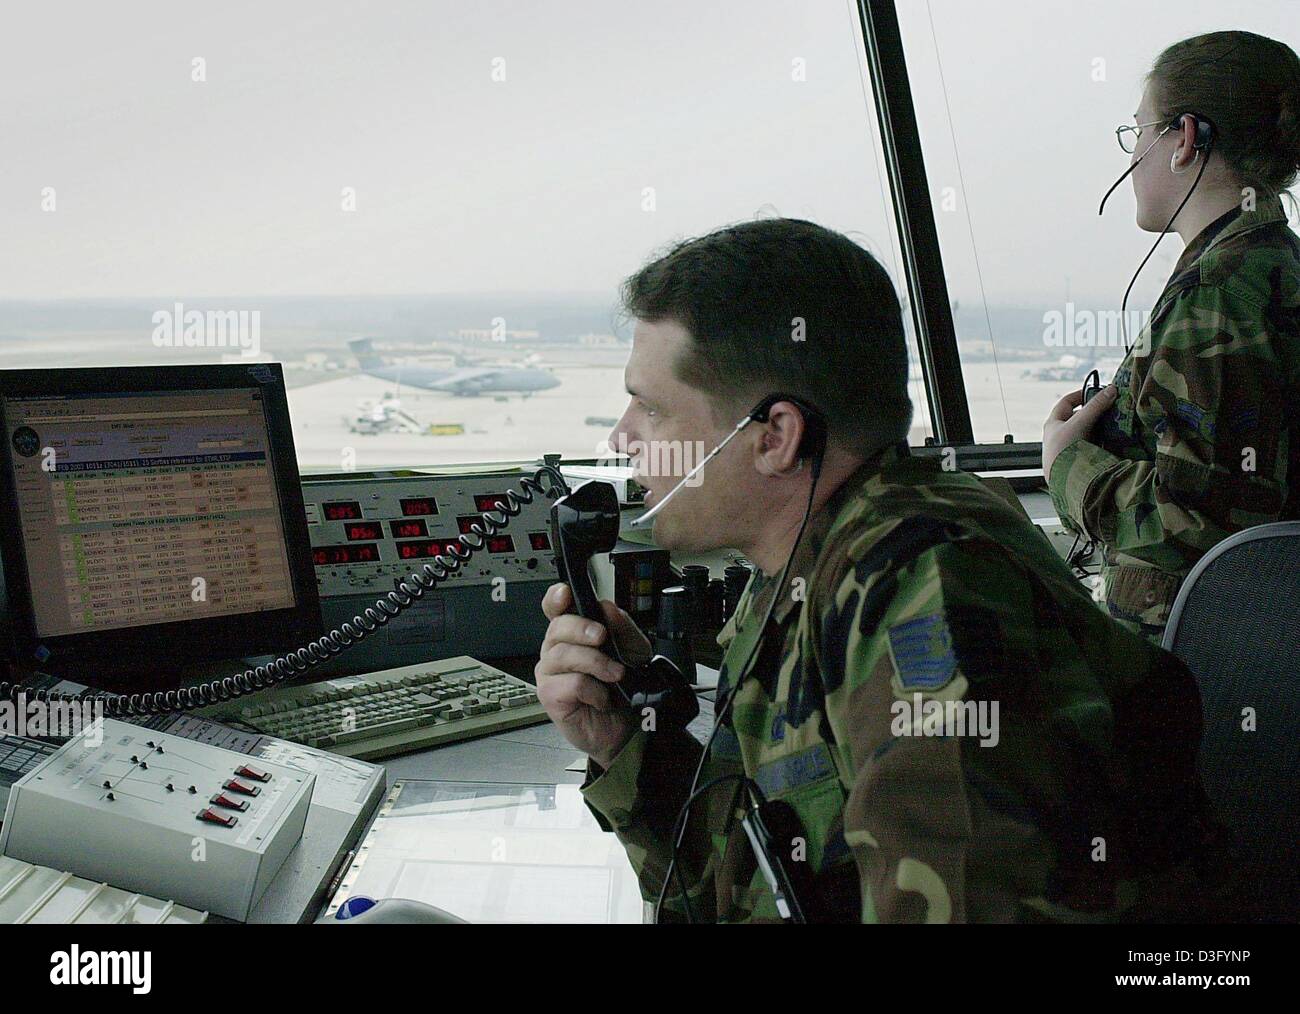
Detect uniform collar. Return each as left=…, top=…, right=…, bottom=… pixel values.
left=1171, top=196, right=1288, bottom=278
left=746, top=441, right=908, bottom=626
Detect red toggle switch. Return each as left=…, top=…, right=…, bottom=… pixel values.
left=236, top=764, right=271, bottom=782
left=210, top=793, right=249, bottom=812
left=197, top=808, right=238, bottom=827
left=224, top=778, right=261, bottom=797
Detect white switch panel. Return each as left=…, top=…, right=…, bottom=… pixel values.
left=0, top=719, right=313, bottom=921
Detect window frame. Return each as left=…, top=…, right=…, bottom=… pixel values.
left=857, top=0, right=1043, bottom=471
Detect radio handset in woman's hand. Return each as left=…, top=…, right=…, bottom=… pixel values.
left=548, top=481, right=698, bottom=729
left=1081, top=368, right=1103, bottom=406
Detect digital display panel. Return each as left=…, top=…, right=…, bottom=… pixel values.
left=389, top=518, right=429, bottom=538
left=322, top=501, right=363, bottom=521
left=313, top=543, right=380, bottom=566
left=399, top=497, right=438, bottom=517
left=474, top=493, right=508, bottom=512
left=395, top=539, right=456, bottom=560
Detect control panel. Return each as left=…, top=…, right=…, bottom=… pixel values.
left=300, top=471, right=559, bottom=668
left=304, top=471, right=558, bottom=598
left=0, top=719, right=314, bottom=921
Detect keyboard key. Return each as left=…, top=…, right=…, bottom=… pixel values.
left=333, top=715, right=422, bottom=744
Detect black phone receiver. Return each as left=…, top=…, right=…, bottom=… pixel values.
left=548, top=480, right=698, bottom=728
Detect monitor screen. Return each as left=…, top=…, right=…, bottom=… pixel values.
left=0, top=365, right=320, bottom=675
left=7, top=387, right=297, bottom=637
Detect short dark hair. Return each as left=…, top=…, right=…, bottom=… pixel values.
left=1149, top=31, right=1300, bottom=198
left=619, top=218, right=912, bottom=455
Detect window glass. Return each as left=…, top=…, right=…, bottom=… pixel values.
left=897, top=0, right=1300, bottom=444
left=0, top=0, right=933, bottom=472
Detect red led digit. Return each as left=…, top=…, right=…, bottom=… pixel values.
left=322, top=501, right=362, bottom=520
left=396, top=539, right=456, bottom=559
left=399, top=497, right=438, bottom=516
left=312, top=544, right=379, bottom=566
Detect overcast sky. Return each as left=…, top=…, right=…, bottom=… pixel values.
left=1, top=0, right=1296, bottom=308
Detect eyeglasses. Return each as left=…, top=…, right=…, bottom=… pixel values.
left=1116, top=119, right=1171, bottom=154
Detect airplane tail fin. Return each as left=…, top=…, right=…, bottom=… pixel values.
left=348, top=337, right=386, bottom=369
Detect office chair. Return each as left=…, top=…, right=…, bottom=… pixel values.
left=1163, top=521, right=1300, bottom=922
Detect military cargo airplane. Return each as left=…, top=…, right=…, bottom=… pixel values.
left=348, top=337, right=560, bottom=397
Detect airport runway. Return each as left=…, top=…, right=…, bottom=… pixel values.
left=286, top=356, right=1078, bottom=473
left=286, top=366, right=632, bottom=472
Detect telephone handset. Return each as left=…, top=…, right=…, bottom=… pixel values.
left=548, top=481, right=698, bottom=728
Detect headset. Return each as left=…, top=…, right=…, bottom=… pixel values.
left=639, top=391, right=830, bottom=922
left=1099, top=112, right=1217, bottom=354
left=750, top=392, right=829, bottom=467
left=1099, top=112, right=1215, bottom=215
left=1188, top=114, right=1215, bottom=153
left=1170, top=113, right=1214, bottom=156
left=629, top=392, right=827, bottom=532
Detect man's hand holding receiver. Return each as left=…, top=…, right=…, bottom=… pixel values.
left=534, top=582, right=649, bottom=769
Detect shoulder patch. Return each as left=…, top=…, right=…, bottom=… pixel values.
left=887, top=612, right=958, bottom=692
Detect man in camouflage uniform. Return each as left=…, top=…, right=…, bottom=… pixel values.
left=535, top=219, right=1210, bottom=923
left=1046, top=197, right=1300, bottom=641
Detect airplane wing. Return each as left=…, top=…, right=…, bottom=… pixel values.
left=421, top=367, right=505, bottom=393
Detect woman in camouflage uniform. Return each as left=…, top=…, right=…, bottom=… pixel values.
left=1043, top=31, right=1300, bottom=642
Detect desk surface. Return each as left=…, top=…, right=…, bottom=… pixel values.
left=300, top=690, right=716, bottom=923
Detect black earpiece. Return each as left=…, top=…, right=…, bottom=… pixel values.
left=1173, top=112, right=1214, bottom=151
left=747, top=393, right=828, bottom=467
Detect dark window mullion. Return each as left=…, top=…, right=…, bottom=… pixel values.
left=855, top=0, right=974, bottom=446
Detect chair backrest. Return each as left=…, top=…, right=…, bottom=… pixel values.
left=1163, top=522, right=1300, bottom=922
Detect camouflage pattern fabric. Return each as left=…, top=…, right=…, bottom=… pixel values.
left=1049, top=197, right=1300, bottom=641
left=581, top=445, right=1211, bottom=923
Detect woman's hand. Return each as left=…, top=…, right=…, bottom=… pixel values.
left=1042, top=384, right=1118, bottom=479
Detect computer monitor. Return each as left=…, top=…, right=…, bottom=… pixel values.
left=0, top=364, right=321, bottom=683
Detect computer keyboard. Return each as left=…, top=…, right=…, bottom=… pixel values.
left=0, top=736, right=61, bottom=812
left=195, top=656, right=550, bottom=761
